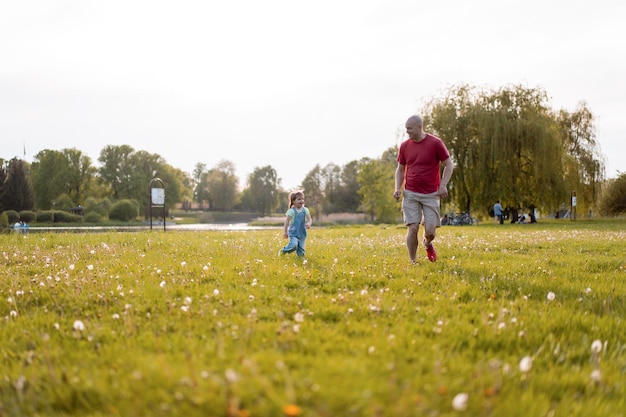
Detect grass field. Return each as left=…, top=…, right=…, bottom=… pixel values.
left=1, top=220, right=625, bottom=416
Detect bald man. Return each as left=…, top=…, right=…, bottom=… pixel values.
left=394, top=115, right=455, bottom=263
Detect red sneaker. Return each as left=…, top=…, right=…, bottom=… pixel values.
left=424, top=241, right=437, bottom=262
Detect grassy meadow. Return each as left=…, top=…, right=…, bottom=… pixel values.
left=1, top=220, right=625, bottom=416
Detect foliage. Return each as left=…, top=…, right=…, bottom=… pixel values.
left=35, top=211, right=54, bottom=223
left=246, top=165, right=280, bottom=216
left=84, top=212, right=104, bottom=223
left=0, top=211, right=7, bottom=231
left=598, top=172, right=626, bottom=216
left=30, top=149, right=94, bottom=209
left=200, top=160, right=239, bottom=211
left=301, top=164, right=324, bottom=221
left=83, top=196, right=112, bottom=218
left=18, top=210, right=36, bottom=223
left=358, top=157, right=398, bottom=223
left=2, top=210, right=20, bottom=223
left=52, top=193, right=75, bottom=211
left=108, top=199, right=140, bottom=221
left=53, top=210, right=83, bottom=223
left=423, top=84, right=604, bottom=217
left=0, top=158, right=35, bottom=212
left=0, top=222, right=625, bottom=416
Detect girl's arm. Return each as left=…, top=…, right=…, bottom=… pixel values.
left=305, top=209, right=312, bottom=229
left=283, top=214, right=290, bottom=237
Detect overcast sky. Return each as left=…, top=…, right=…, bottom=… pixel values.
left=2, top=0, right=625, bottom=190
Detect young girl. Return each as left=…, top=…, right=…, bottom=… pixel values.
left=278, top=191, right=312, bottom=257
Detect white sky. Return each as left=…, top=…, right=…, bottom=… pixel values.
left=1, top=0, right=625, bottom=190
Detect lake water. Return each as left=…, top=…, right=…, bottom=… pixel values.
left=20, top=223, right=279, bottom=233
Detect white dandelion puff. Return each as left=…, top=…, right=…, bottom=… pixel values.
left=452, top=392, right=469, bottom=411
left=591, top=339, right=603, bottom=354
left=590, top=369, right=602, bottom=382
left=294, top=312, right=305, bottom=323
left=159, top=281, right=166, bottom=288
left=547, top=291, right=556, bottom=301
left=519, top=356, right=532, bottom=373
left=73, top=320, right=86, bottom=331
left=213, top=289, right=220, bottom=295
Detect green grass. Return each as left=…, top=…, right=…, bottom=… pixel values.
left=1, top=220, right=625, bottom=416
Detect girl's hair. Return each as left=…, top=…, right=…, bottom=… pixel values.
left=288, top=191, right=304, bottom=208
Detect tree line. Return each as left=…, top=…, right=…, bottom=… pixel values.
left=2, top=84, right=622, bottom=223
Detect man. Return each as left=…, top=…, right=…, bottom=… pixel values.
left=394, top=115, right=454, bottom=263
left=494, top=200, right=503, bottom=224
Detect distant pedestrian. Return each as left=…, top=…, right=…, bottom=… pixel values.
left=278, top=191, right=312, bottom=257
left=394, top=115, right=455, bottom=264
left=493, top=200, right=503, bottom=224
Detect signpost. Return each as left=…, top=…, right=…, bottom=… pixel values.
left=149, top=178, right=166, bottom=231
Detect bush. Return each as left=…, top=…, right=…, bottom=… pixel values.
left=598, top=173, right=626, bottom=216
left=84, top=212, right=103, bottom=223
left=3, top=210, right=20, bottom=223
left=109, top=199, right=140, bottom=222
left=19, top=210, right=36, bottom=223
left=36, top=211, right=54, bottom=223
left=0, top=212, right=8, bottom=232
left=53, top=211, right=83, bottom=223
left=84, top=197, right=111, bottom=218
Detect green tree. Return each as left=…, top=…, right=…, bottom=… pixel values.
left=336, top=160, right=361, bottom=212
left=63, top=148, right=97, bottom=205
left=31, top=149, right=68, bottom=209
left=321, top=163, right=342, bottom=214
left=301, top=164, right=324, bottom=221
left=424, top=84, right=604, bottom=217
left=205, top=160, right=239, bottom=211
left=246, top=165, right=279, bottom=216
left=598, top=172, right=626, bottom=216
left=358, top=158, right=396, bottom=223
left=97, top=145, right=136, bottom=200
left=0, top=158, right=35, bottom=212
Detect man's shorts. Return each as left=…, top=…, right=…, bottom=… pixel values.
left=402, top=189, right=441, bottom=227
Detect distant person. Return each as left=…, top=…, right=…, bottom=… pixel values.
left=528, top=210, right=537, bottom=223
left=493, top=200, right=503, bottom=224
left=278, top=191, right=312, bottom=257
left=394, top=115, right=455, bottom=263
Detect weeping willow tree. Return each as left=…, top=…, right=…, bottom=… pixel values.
left=422, top=84, right=604, bottom=217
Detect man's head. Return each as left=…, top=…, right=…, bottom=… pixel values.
left=405, top=115, right=424, bottom=141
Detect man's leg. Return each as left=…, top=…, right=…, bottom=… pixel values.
left=406, top=223, right=420, bottom=263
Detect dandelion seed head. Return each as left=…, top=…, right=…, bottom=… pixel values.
left=294, top=312, right=305, bottom=323
left=452, top=392, right=469, bottom=411
left=591, top=339, right=603, bottom=354
left=213, top=289, right=220, bottom=295
left=202, top=265, right=209, bottom=271
left=159, top=281, right=166, bottom=288
left=69, top=264, right=75, bottom=270
left=180, top=261, right=186, bottom=267
left=181, top=305, right=189, bottom=312
left=73, top=320, right=86, bottom=331
left=547, top=291, right=556, bottom=301
left=184, top=297, right=192, bottom=305
left=87, top=265, right=94, bottom=271
left=590, top=369, right=602, bottom=382
left=112, top=313, right=120, bottom=319
left=10, top=310, right=18, bottom=317
left=519, top=356, right=532, bottom=373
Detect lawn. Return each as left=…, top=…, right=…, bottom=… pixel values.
left=1, top=220, right=625, bottom=416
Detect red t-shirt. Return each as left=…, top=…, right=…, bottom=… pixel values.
left=397, top=134, right=450, bottom=194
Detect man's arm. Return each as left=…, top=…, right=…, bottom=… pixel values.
left=393, top=163, right=405, bottom=199
left=438, top=157, right=455, bottom=198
